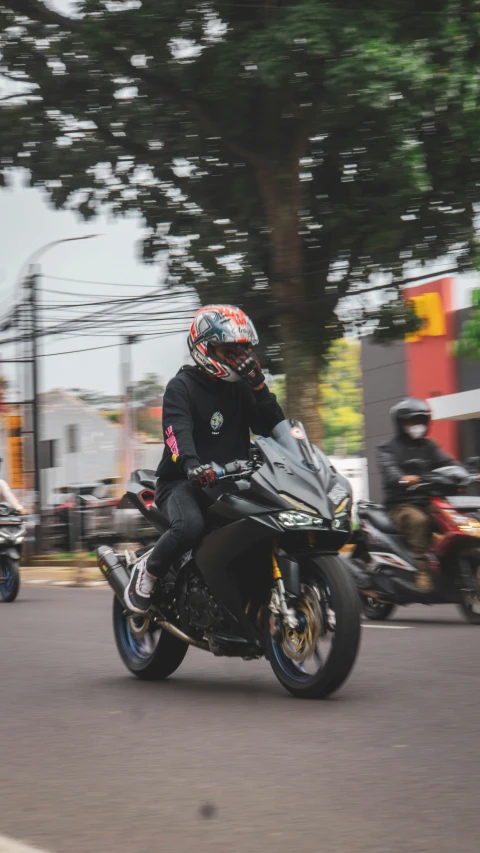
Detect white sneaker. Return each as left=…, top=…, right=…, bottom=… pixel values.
left=124, top=557, right=156, bottom=614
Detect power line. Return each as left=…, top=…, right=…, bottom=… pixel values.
left=42, top=274, right=170, bottom=289
left=35, top=289, right=192, bottom=311
left=1, top=263, right=461, bottom=348
left=42, top=283, right=195, bottom=300
left=8, top=325, right=191, bottom=360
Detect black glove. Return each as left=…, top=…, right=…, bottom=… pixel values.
left=187, top=464, right=219, bottom=488
left=224, top=347, right=265, bottom=388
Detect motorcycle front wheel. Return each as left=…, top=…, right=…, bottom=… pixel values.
left=113, top=596, right=188, bottom=679
left=266, top=555, right=361, bottom=699
left=0, top=556, right=20, bottom=602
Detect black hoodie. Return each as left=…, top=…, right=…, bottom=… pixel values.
left=156, top=366, right=284, bottom=483
left=377, top=433, right=455, bottom=507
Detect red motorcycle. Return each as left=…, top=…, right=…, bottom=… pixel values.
left=349, top=465, right=480, bottom=623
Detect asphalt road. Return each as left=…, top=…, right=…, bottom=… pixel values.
left=1, top=587, right=479, bottom=853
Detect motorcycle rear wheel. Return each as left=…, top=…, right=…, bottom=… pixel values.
left=113, top=596, right=188, bottom=679
left=0, top=556, right=20, bottom=603
left=457, top=555, right=480, bottom=625
left=266, top=555, right=361, bottom=699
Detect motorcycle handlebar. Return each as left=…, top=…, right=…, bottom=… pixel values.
left=211, top=460, right=252, bottom=480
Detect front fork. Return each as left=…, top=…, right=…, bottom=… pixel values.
left=269, top=547, right=299, bottom=630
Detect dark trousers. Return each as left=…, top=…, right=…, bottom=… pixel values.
left=145, top=480, right=206, bottom=579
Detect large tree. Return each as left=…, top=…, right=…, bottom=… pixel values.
left=2, top=1, right=480, bottom=440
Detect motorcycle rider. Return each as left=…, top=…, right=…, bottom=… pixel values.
left=0, top=458, right=26, bottom=514
left=377, top=398, right=455, bottom=590
left=125, top=304, right=284, bottom=613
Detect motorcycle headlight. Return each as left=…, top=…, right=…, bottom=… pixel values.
left=277, top=511, right=325, bottom=529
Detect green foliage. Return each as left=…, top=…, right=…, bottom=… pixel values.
left=319, top=340, right=364, bottom=456
left=3, top=0, right=480, bottom=428
left=132, top=373, right=165, bottom=407
left=454, top=288, right=480, bottom=359
left=67, top=388, right=120, bottom=408
left=370, top=298, right=425, bottom=345
left=269, top=339, right=364, bottom=455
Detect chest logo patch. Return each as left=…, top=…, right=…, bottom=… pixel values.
left=210, top=411, right=224, bottom=433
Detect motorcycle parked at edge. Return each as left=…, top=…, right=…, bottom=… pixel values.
left=0, top=503, right=26, bottom=602
left=349, top=464, right=480, bottom=623
left=97, top=419, right=361, bottom=699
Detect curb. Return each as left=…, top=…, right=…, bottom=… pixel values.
left=22, top=578, right=109, bottom=588
left=20, top=566, right=108, bottom=588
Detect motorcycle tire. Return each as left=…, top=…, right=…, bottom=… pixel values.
left=266, top=555, right=361, bottom=699
left=113, top=596, right=188, bottom=679
left=0, top=556, right=20, bottom=603
left=456, top=554, right=480, bottom=625
left=361, top=597, right=396, bottom=621
left=457, top=598, right=480, bottom=625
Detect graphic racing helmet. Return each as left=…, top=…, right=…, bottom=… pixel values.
left=188, top=304, right=259, bottom=382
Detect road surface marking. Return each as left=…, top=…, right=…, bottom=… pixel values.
left=361, top=623, right=409, bottom=629
left=0, top=835, right=53, bottom=853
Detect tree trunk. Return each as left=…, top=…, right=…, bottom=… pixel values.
left=256, top=159, right=323, bottom=445
left=283, top=315, right=323, bottom=443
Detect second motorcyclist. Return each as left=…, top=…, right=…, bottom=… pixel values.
left=377, top=398, right=456, bottom=590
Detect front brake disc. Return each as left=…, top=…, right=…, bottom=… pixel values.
left=281, top=586, right=322, bottom=664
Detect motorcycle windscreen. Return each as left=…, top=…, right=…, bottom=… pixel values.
left=252, top=419, right=337, bottom=519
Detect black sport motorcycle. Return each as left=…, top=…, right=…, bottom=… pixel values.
left=0, top=503, right=25, bottom=603
left=97, top=419, right=361, bottom=699
left=349, top=465, right=480, bottom=623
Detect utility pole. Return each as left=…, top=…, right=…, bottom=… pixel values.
left=121, top=335, right=140, bottom=488
left=26, top=265, right=42, bottom=553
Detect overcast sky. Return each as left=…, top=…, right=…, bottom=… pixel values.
left=0, top=171, right=193, bottom=399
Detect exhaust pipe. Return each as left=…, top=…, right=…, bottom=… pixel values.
left=156, top=620, right=209, bottom=650
left=359, top=588, right=391, bottom=603
left=97, top=546, right=130, bottom=602
left=96, top=545, right=209, bottom=651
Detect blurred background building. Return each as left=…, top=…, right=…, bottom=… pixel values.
left=0, top=389, right=162, bottom=508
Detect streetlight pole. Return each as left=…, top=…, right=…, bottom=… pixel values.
left=15, top=234, right=100, bottom=552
